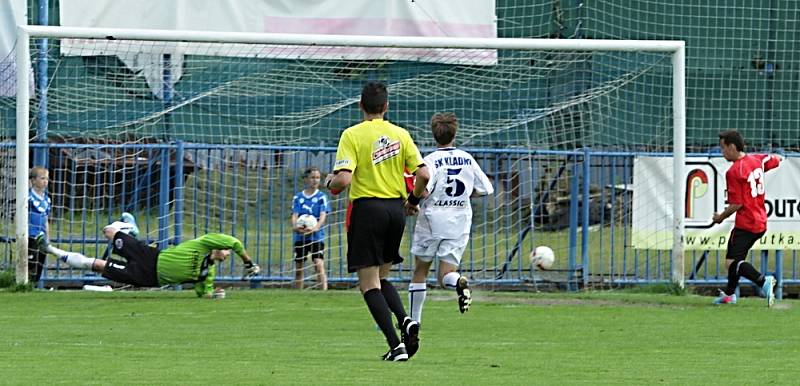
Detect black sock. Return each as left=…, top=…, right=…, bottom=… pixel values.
left=380, top=279, right=408, bottom=323
left=725, top=261, right=740, bottom=296
left=737, top=261, right=765, bottom=287
left=363, top=288, right=400, bottom=348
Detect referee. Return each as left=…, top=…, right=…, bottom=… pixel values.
left=325, top=81, right=429, bottom=361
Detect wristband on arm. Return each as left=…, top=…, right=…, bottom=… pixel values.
left=407, top=194, right=421, bottom=206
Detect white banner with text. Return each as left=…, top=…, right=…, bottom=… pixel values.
left=0, top=0, right=29, bottom=97
left=633, top=156, right=800, bottom=250
left=60, top=0, right=497, bottom=65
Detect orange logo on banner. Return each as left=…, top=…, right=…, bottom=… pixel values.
left=685, top=169, right=708, bottom=219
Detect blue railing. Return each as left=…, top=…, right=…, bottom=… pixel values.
left=1, top=143, right=797, bottom=295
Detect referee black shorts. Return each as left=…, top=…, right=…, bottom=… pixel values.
left=102, top=231, right=160, bottom=287
left=726, top=228, right=765, bottom=261
left=347, top=197, right=405, bottom=273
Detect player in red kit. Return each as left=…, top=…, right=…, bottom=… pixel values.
left=712, top=130, right=781, bottom=307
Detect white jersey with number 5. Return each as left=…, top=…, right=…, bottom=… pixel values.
left=420, top=147, right=494, bottom=239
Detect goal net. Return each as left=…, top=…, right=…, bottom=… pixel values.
left=7, top=26, right=685, bottom=288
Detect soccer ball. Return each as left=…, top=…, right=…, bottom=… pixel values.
left=297, top=214, right=318, bottom=229
left=529, top=246, right=555, bottom=270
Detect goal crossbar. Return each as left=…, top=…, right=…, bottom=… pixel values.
left=19, top=25, right=684, bottom=52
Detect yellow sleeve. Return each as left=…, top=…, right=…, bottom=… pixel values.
left=403, top=133, right=424, bottom=173
left=334, top=130, right=357, bottom=172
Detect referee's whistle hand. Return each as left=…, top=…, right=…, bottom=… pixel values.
left=404, top=202, right=419, bottom=216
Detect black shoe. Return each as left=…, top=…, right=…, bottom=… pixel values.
left=400, top=317, right=420, bottom=358
left=456, top=276, right=472, bottom=313
left=381, top=343, right=408, bottom=362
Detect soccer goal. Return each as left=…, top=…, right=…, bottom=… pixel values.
left=9, top=25, right=685, bottom=287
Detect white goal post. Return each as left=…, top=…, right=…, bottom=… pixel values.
left=14, top=25, right=685, bottom=286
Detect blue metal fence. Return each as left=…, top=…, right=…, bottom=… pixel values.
left=2, top=143, right=797, bottom=294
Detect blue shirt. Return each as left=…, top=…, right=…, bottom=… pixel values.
left=28, top=188, right=51, bottom=237
left=291, top=189, right=329, bottom=242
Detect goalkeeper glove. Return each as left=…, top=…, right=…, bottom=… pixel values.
left=212, top=288, right=226, bottom=299
left=243, top=261, right=261, bottom=279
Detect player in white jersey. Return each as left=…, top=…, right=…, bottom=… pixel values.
left=408, top=112, right=494, bottom=325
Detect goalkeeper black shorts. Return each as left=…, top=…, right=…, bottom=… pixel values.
left=102, top=231, right=159, bottom=287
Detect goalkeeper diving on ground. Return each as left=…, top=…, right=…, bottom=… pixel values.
left=36, top=213, right=261, bottom=298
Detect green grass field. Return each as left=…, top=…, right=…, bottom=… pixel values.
left=1, top=289, right=797, bottom=385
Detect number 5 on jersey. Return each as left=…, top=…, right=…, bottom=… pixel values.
left=445, top=168, right=466, bottom=197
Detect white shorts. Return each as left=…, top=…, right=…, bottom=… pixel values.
left=410, top=214, right=469, bottom=266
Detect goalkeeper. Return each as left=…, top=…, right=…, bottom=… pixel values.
left=38, top=216, right=260, bottom=298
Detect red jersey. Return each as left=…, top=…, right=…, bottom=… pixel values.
left=725, top=154, right=780, bottom=233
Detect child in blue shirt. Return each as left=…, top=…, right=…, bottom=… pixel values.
left=28, top=166, right=52, bottom=283
left=291, top=167, right=329, bottom=290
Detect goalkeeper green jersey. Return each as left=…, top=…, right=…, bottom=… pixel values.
left=156, top=233, right=246, bottom=297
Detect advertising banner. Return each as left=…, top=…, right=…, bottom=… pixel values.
left=60, top=0, right=497, bottom=65
left=0, top=0, right=29, bottom=97
left=633, top=156, right=800, bottom=250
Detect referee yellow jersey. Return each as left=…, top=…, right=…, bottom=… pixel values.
left=333, top=118, right=424, bottom=201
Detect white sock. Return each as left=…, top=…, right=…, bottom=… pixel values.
left=62, top=252, right=95, bottom=270
left=443, top=272, right=460, bottom=290
left=408, top=282, right=427, bottom=323
left=45, top=245, right=69, bottom=257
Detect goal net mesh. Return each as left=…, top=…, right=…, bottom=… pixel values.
left=4, top=32, right=676, bottom=287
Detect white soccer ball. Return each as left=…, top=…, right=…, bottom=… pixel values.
left=530, top=246, right=555, bottom=270
left=297, top=214, right=318, bottom=229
